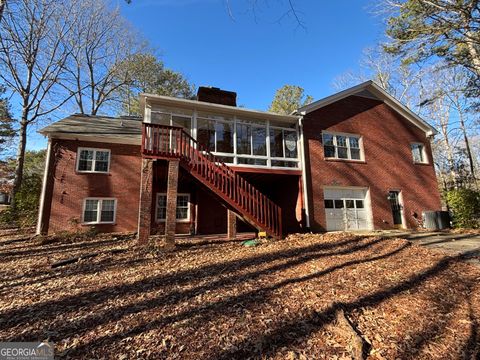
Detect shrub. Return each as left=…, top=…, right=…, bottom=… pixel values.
left=0, top=174, right=42, bottom=228
left=445, top=188, right=480, bottom=229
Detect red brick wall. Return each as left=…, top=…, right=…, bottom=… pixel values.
left=44, top=139, right=142, bottom=234
left=151, top=161, right=195, bottom=235
left=303, top=95, right=442, bottom=231
left=151, top=160, right=254, bottom=235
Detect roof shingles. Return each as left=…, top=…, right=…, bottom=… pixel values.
left=39, top=114, right=142, bottom=141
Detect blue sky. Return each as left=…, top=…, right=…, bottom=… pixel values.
left=27, top=0, right=384, bottom=151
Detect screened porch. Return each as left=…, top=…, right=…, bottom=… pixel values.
left=146, top=105, right=301, bottom=169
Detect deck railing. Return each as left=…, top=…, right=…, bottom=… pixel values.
left=142, top=123, right=282, bottom=238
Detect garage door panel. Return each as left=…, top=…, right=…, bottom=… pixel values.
left=324, top=188, right=371, bottom=231
left=356, top=209, right=367, bottom=220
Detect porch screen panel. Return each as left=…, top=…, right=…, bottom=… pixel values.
left=270, top=128, right=283, bottom=157
left=236, top=123, right=251, bottom=155
left=252, top=127, right=267, bottom=156
left=151, top=112, right=171, bottom=126
left=284, top=131, right=297, bottom=158
left=172, top=115, right=192, bottom=135
left=197, top=118, right=215, bottom=152
left=215, top=122, right=234, bottom=153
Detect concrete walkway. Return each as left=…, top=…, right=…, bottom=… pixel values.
left=374, top=230, right=480, bottom=266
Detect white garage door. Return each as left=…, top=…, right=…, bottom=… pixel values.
left=324, top=188, right=371, bottom=231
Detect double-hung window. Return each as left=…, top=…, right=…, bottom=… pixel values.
left=77, top=148, right=111, bottom=173
left=411, top=143, right=428, bottom=164
left=322, top=132, right=362, bottom=161
left=83, top=198, right=116, bottom=224
left=156, top=193, right=190, bottom=222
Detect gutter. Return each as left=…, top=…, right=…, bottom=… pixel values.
left=298, top=114, right=311, bottom=229
left=36, top=138, right=52, bottom=235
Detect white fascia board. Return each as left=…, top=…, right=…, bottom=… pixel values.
left=141, top=93, right=300, bottom=124
left=296, top=81, right=375, bottom=114
left=47, top=133, right=141, bottom=145
left=367, top=83, right=437, bottom=136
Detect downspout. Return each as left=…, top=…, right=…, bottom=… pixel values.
left=36, top=137, right=52, bottom=235
left=298, top=113, right=311, bottom=229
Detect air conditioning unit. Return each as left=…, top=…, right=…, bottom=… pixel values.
left=422, top=211, right=451, bottom=230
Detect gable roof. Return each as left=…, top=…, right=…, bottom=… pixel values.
left=296, top=80, right=437, bottom=136
left=39, top=114, right=142, bottom=143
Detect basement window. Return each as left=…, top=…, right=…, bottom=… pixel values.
left=82, top=198, right=116, bottom=224
left=156, top=193, right=190, bottom=222
left=77, top=148, right=111, bottom=173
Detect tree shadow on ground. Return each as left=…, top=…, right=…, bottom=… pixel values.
left=59, top=241, right=411, bottom=357
left=0, top=235, right=367, bottom=330
left=1, top=234, right=478, bottom=359
left=208, top=253, right=478, bottom=359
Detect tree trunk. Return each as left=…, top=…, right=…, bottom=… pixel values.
left=11, top=115, right=28, bottom=210
left=458, top=111, right=476, bottom=181
left=0, top=0, right=5, bottom=24
left=443, top=135, right=457, bottom=189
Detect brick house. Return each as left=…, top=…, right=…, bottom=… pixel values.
left=36, top=81, right=442, bottom=241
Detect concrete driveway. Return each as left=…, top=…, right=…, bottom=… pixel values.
left=375, top=230, right=480, bottom=266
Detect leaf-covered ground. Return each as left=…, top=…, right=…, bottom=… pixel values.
left=0, top=231, right=479, bottom=359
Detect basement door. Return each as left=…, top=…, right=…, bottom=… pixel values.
left=324, top=188, right=371, bottom=231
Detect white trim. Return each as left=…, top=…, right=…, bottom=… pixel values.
left=81, top=198, right=117, bottom=225
left=322, top=131, right=364, bottom=162
left=76, top=147, right=111, bottom=174
left=48, top=133, right=140, bottom=145
left=410, top=142, right=429, bottom=164
left=297, top=80, right=437, bottom=136
left=389, top=189, right=407, bottom=229
left=299, top=116, right=311, bottom=228
left=36, top=138, right=52, bottom=235
left=398, top=190, right=407, bottom=229
left=323, top=186, right=373, bottom=231
left=141, top=93, right=299, bottom=124
left=190, top=112, right=300, bottom=169
left=155, top=193, right=191, bottom=223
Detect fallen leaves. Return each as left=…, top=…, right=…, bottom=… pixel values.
left=0, top=231, right=479, bottom=359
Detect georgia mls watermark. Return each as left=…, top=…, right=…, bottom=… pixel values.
left=0, top=342, right=54, bottom=360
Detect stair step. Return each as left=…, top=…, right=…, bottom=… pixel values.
left=142, top=123, right=283, bottom=238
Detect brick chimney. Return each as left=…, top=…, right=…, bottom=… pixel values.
left=197, top=86, right=237, bottom=106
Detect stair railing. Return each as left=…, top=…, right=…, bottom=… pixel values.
left=142, top=123, right=282, bottom=237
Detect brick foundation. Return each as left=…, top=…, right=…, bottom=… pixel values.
left=165, top=160, right=179, bottom=246
left=227, top=210, right=237, bottom=240
left=138, top=158, right=153, bottom=245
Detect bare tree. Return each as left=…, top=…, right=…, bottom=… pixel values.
left=334, top=46, right=479, bottom=190
left=442, top=70, right=477, bottom=182
left=0, top=0, right=73, bottom=207
left=62, top=0, right=147, bottom=115
left=422, top=91, right=457, bottom=188
left=333, top=47, right=426, bottom=110
left=223, top=0, right=305, bottom=29
left=0, top=0, right=5, bottom=23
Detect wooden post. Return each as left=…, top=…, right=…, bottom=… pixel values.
left=165, top=160, right=179, bottom=249
left=227, top=209, right=237, bottom=240
left=138, top=159, right=153, bottom=245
